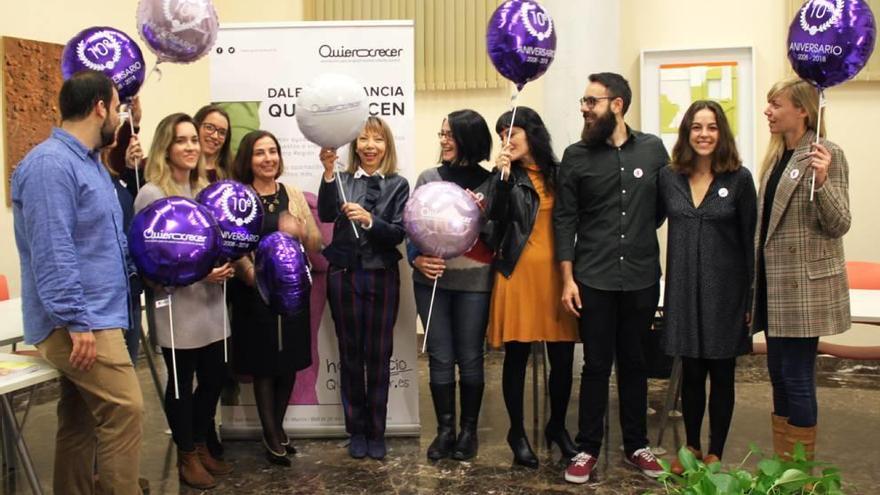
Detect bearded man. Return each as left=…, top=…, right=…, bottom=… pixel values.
left=553, top=72, right=669, bottom=484
left=12, top=70, right=145, bottom=494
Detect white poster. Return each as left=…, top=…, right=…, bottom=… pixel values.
left=211, top=21, right=419, bottom=437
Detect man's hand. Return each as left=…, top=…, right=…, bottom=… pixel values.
left=69, top=330, right=97, bottom=371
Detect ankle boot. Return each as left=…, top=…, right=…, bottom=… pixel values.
left=507, top=428, right=538, bottom=468
left=544, top=422, right=579, bottom=461
left=771, top=414, right=789, bottom=459
left=452, top=382, right=484, bottom=461
left=427, top=383, right=456, bottom=460
left=195, top=443, right=234, bottom=475
left=177, top=449, right=217, bottom=489
left=784, top=423, right=816, bottom=461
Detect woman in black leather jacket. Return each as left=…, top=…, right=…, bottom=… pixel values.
left=483, top=107, right=579, bottom=468
left=317, top=116, right=410, bottom=461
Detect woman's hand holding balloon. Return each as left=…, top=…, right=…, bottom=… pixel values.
left=320, top=148, right=338, bottom=181
left=205, top=262, right=234, bottom=284
left=414, top=255, right=446, bottom=280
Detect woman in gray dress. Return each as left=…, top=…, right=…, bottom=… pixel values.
left=659, top=100, right=756, bottom=473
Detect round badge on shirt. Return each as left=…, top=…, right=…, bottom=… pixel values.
left=790, top=169, right=800, bottom=180
left=633, top=168, right=644, bottom=179
left=718, top=187, right=729, bottom=198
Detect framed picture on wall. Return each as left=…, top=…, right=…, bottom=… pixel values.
left=640, top=46, right=756, bottom=171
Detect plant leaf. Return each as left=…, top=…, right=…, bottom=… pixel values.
left=772, top=468, right=811, bottom=487
left=679, top=446, right=699, bottom=472
left=758, top=459, right=782, bottom=477
left=708, top=473, right=736, bottom=493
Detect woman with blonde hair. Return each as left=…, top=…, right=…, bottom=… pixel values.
left=135, top=113, right=235, bottom=489
left=317, top=116, right=410, bottom=460
left=752, top=78, right=851, bottom=461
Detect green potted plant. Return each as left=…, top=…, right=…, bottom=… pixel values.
left=646, top=443, right=843, bottom=494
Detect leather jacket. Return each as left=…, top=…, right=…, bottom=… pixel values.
left=317, top=172, right=410, bottom=270
left=482, top=167, right=545, bottom=278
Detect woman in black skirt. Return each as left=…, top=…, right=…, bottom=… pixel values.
left=228, top=130, right=323, bottom=466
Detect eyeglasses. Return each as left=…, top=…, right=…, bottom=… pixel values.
left=201, top=122, right=228, bottom=139
left=437, top=130, right=454, bottom=139
left=579, top=96, right=614, bottom=108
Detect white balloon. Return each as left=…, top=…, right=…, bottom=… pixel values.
left=295, top=73, right=369, bottom=149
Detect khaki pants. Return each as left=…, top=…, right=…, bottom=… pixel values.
left=36, top=328, right=144, bottom=495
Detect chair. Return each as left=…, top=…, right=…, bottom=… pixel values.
left=0, top=275, right=9, bottom=301
left=753, top=260, right=880, bottom=359
left=847, top=261, right=880, bottom=290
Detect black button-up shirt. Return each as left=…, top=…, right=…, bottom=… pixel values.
left=554, top=128, right=669, bottom=291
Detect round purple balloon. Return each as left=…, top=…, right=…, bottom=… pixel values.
left=487, top=0, right=557, bottom=91
left=129, top=196, right=222, bottom=287
left=255, top=232, right=312, bottom=316
left=404, top=182, right=483, bottom=260
left=788, top=0, right=876, bottom=89
left=137, top=0, right=219, bottom=64
left=196, top=180, right=264, bottom=260
left=61, top=27, right=146, bottom=100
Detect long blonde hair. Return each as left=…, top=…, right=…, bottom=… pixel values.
left=346, top=116, right=399, bottom=176
left=145, top=113, right=210, bottom=196
left=760, top=77, right=826, bottom=179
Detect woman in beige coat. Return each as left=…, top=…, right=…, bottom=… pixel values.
left=752, top=77, right=851, bottom=461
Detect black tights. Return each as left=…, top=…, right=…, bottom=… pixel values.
left=503, top=342, right=574, bottom=434
left=681, top=357, right=736, bottom=457
left=253, top=374, right=296, bottom=451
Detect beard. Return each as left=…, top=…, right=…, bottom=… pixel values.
left=99, top=115, right=117, bottom=148
left=580, top=109, right=616, bottom=147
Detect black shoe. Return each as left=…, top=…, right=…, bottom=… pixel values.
left=427, top=383, right=456, bottom=461
left=262, top=438, right=291, bottom=467
left=348, top=434, right=368, bottom=459
left=507, top=429, right=539, bottom=468
left=281, top=437, right=297, bottom=455
left=452, top=382, right=484, bottom=461
left=545, top=424, right=579, bottom=461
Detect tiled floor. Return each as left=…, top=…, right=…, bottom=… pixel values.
left=2, top=352, right=878, bottom=494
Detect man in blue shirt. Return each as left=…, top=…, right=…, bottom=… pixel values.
left=12, top=70, right=144, bottom=494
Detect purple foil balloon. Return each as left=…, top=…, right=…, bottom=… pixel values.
left=404, top=182, right=482, bottom=260
left=255, top=232, right=312, bottom=316
left=137, top=0, right=219, bottom=64
left=61, top=27, right=146, bottom=100
left=196, top=180, right=264, bottom=260
left=129, top=196, right=222, bottom=287
left=487, top=0, right=557, bottom=91
left=787, top=0, right=876, bottom=89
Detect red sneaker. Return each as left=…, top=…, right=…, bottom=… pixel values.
left=625, top=447, right=664, bottom=478
left=564, top=452, right=598, bottom=484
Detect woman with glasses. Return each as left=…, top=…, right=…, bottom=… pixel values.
left=409, top=109, right=493, bottom=461
left=483, top=107, right=579, bottom=468
left=134, top=113, right=235, bottom=489
left=659, top=100, right=756, bottom=473
left=194, top=105, right=233, bottom=182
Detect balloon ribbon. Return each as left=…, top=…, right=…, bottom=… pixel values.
left=809, top=89, right=826, bottom=202
left=420, top=276, right=440, bottom=354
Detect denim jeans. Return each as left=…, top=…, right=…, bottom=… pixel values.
left=766, top=336, right=819, bottom=427
left=414, top=283, right=490, bottom=385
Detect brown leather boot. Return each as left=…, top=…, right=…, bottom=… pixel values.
left=178, top=449, right=217, bottom=489
left=196, top=443, right=234, bottom=475
left=784, top=424, right=816, bottom=461
left=771, top=414, right=789, bottom=459
left=670, top=446, right=702, bottom=475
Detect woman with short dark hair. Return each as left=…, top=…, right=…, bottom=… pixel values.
left=409, top=109, right=494, bottom=461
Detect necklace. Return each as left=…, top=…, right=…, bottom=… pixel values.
left=258, top=183, right=280, bottom=213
